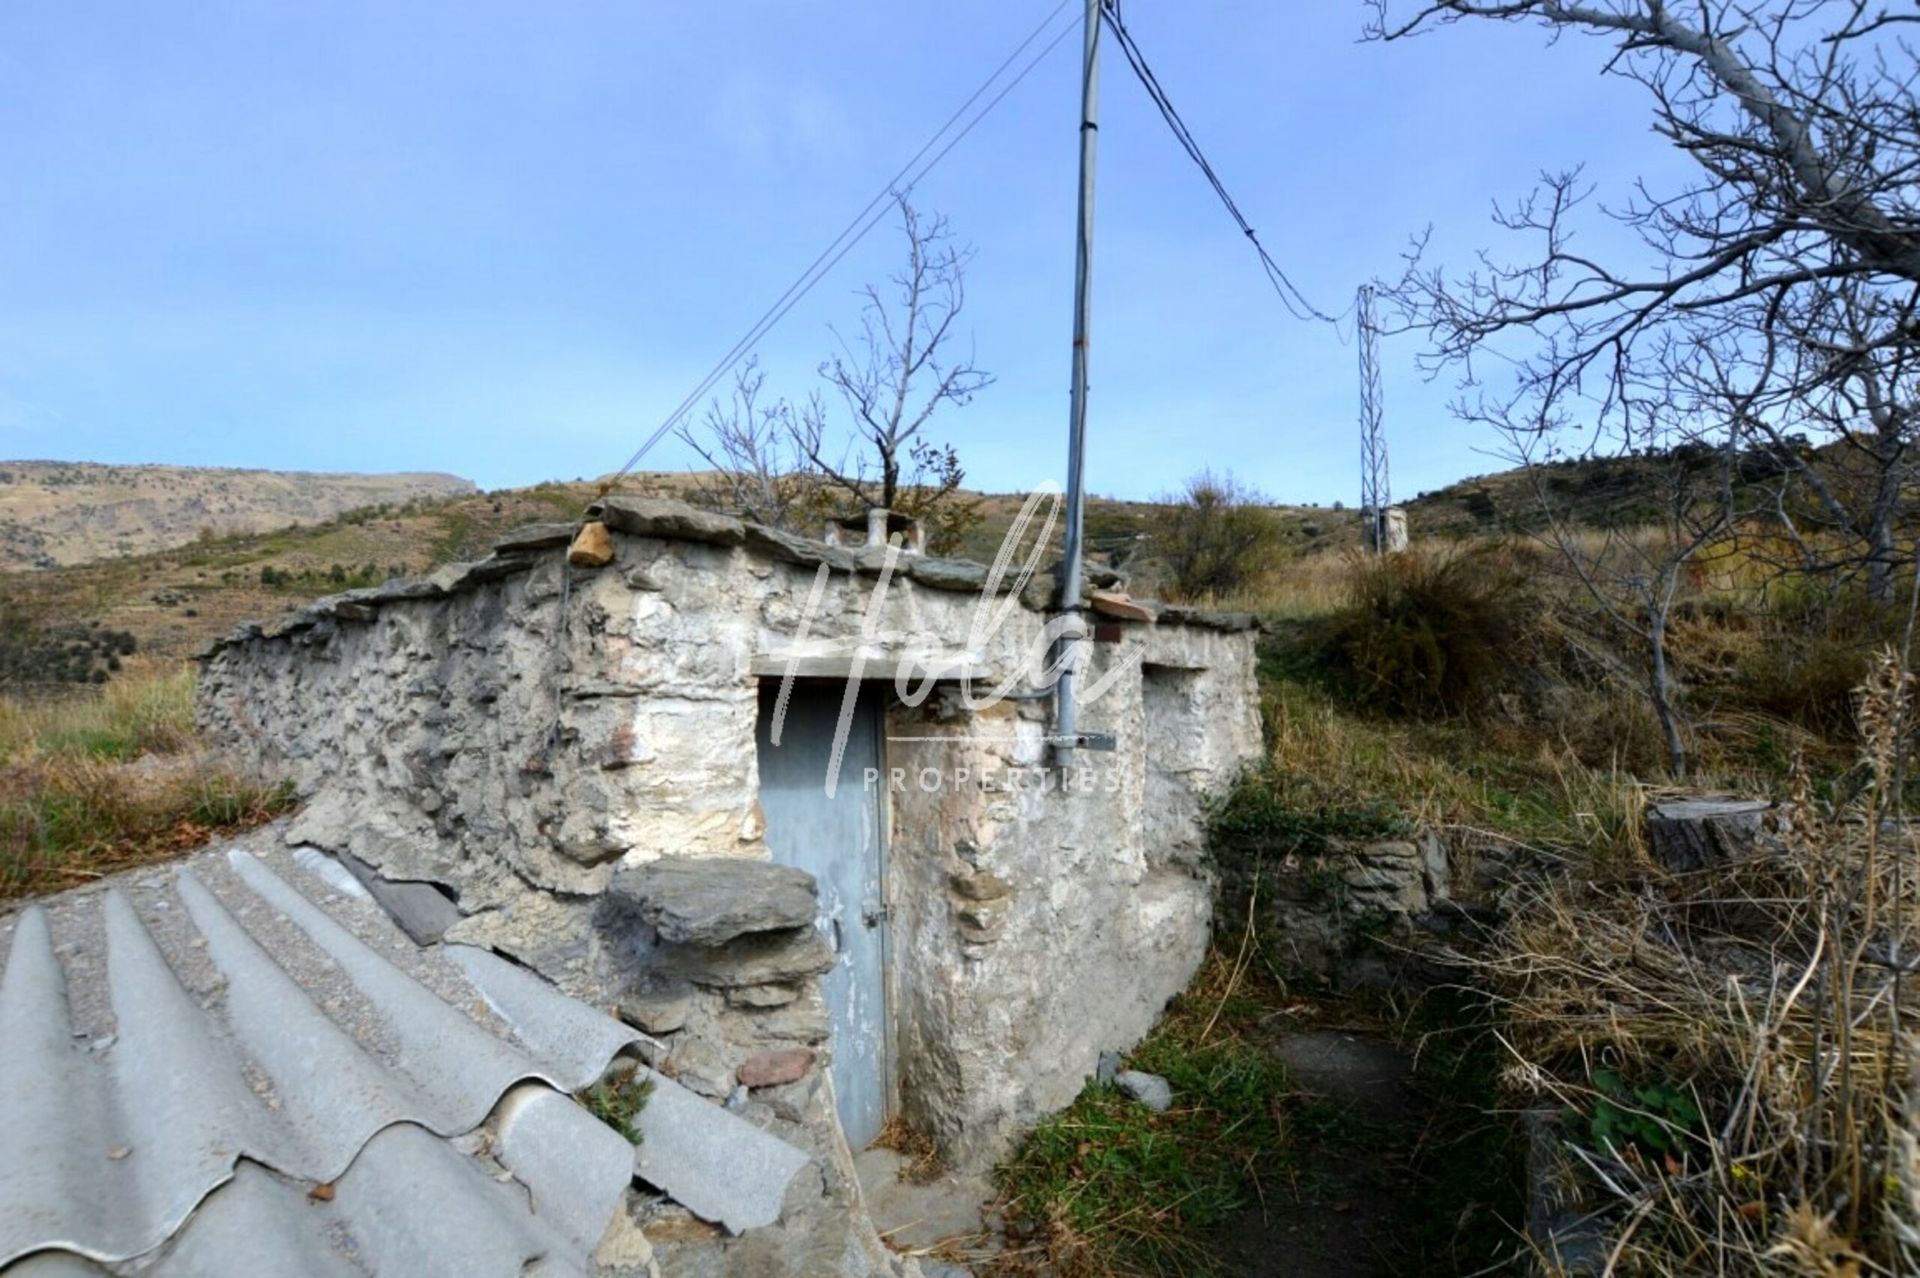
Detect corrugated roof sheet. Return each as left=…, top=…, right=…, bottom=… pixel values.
left=0, top=841, right=763, bottom=1275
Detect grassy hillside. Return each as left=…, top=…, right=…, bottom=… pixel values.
left=0, top=460, right=477, bottom=571
left=8, top=452, right=1918, bottom=1274
left=0, top=474, right=1355, bottom=670
left=0, top=478, right=610, bottom=665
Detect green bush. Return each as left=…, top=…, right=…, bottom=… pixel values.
left=1319, top=545, right=1532, bottom=718
left=0, top=598, right=138, bottom=688
left=1152, top=468, right=1283, bottom=601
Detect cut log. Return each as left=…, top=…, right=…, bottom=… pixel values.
left=1646, top=798, right=1772, bottom=873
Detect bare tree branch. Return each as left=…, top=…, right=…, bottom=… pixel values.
left=1368, top=0, right=1920, bottom=600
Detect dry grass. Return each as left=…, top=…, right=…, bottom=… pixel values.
left=0, top=660, right=197, bottom=762
left=1260, top=675, right=1653, bottom=865
left=0, top=662, right=294, bottom=902
left=871, top=1116, right=946, bottom=1185
left=1210, top=547, right=1349, bottom=618
left=1470, top=650, right=1920, bottom=1275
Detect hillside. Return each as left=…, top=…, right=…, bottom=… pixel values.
left=0, top=461, right=477, bottom=571
left=1400, top=439, right=1857, bottom=538
left=0, top=473, right=1342, bottom=671
left=1403, top=452, right=1712, bottom=537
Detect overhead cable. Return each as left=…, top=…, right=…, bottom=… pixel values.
left=1101, top=0, right=1338, bottom=324
left=607, top=1, right=1080, bottom=482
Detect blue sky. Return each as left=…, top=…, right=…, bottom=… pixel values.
left=0, top=2, right=1683, bottom=502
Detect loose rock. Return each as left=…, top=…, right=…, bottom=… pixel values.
left=620, top=982, right=694, bottom=1035
left=568, top=521, right=615, bottom=568
left=1088, top=590, right=1160, bottom=623
left=1115, top=1070, right=1172, bottom=1113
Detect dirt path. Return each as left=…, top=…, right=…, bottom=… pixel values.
left=1209, top=1029, right=1430, bottom=1277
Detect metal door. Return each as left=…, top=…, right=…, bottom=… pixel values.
left=754, top=680, right=889, bottom=1148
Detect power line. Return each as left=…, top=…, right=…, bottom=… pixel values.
left=1100, top=0, right=1336, bottom=324
left=607, top=1, right=1080, bottom=483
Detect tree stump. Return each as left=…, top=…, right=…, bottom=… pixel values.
left=1646, top=798, right=1772, bottom=873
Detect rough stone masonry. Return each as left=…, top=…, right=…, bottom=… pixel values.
left=195, top=497, right=1260, bottom=1206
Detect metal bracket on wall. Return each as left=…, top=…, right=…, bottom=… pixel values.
left=1047, top=732, right=1118, bottom=751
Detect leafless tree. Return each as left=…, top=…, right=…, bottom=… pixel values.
left=674, top=359, right=821, bottom=532
left=1518, top=425, right=1737, bottom=778
left=1663, top=276, right=1920, bottom=600
left=1367, top=0, right=1920, bottom=599
left=795, top=195, right=992, bottom=547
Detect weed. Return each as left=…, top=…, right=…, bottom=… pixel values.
left=872, top=1116, right=945, bottom=1185
left=1208, top=754, right=1410, bottom=868
left=1463, top=650, right=1920, bottom=1273
left=1584, top=1069, right=1701, bottom=1160
left=577, top=1066, right=653, bottom=1144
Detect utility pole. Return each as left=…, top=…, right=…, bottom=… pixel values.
left=1054, top=0, right=1103, bottom=761
left=1357, top=283, right=1391, bottom=553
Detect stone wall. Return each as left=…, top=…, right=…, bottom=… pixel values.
left=881, top=625, right=1258, bottom=1164
left=195, top=498, right=1262, bottom=1169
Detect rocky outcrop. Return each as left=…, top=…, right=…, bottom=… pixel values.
left=0, top=461, right=475, bottom=571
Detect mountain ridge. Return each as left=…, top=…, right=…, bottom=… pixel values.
left=0, top=461, right=476, bottom=570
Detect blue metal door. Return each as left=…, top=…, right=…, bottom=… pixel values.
left=755, top=681, right=889, bottom=1148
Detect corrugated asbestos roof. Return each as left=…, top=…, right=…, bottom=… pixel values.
left=0, top=841, right=807, bottom=1275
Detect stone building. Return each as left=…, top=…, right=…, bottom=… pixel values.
left=193, top=495, right=1261, bottom=1269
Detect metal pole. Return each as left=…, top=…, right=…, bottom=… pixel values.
left=1054, top=0, right=1100, bottom=761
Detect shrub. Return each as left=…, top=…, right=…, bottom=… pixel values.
left=1726, top=585, right=1898, bottom=738
left=1318, top=545, right=1532, bottom=718
left=0, top=597, right=138, bottom=688
left=1151, top=469, right=1283, bottom=601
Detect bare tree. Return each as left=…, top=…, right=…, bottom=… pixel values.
left=1368, top=0, right=1920, bottom=599
left=1519, top=426, right=1737, bottom=778
left=1663, top=277, right=1920, bottom=600
left=795, top=195, right=992, bottom=549
left=674, top=359, right=821, bottom=533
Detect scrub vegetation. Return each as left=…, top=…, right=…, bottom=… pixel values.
left=992, top=452, right=1920, bottom=1273
left=10, top=447, right=1920, bottom=1272
left=0, top=663, right=293, bottom=901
